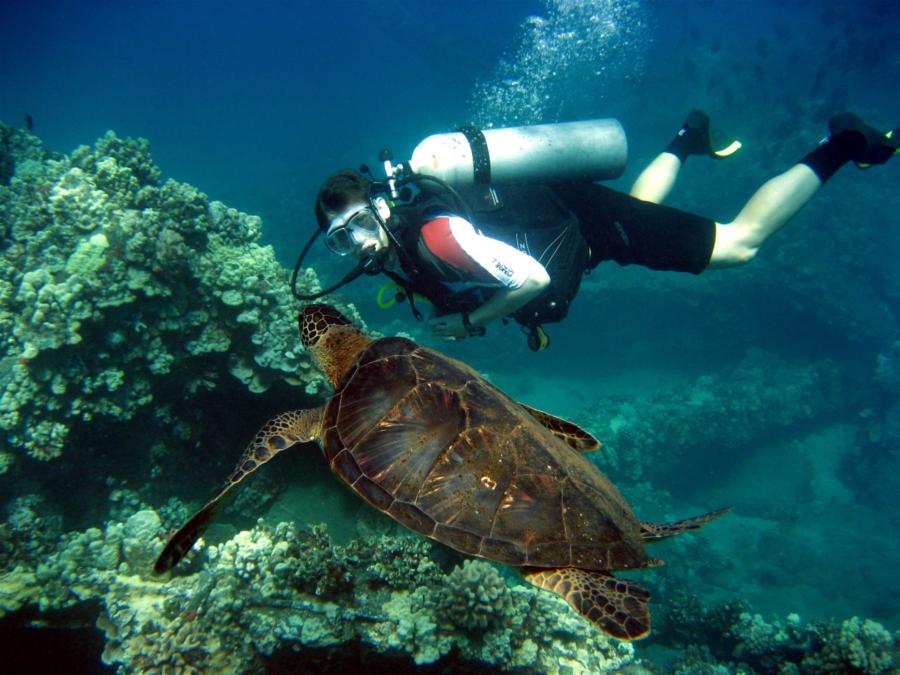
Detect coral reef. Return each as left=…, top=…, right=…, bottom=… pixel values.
left=3, top=495, right=896, bottom=674
left=0, top=124, right=354, bottom=466
left=578, top=349, right=852, bottom=483
left=440, top=559, right=513, bottom=631
left=658, top=592, right=899, bottom=674
left=0, top=501, right=635, bottom=674
left=868, top=340, right=900, bottom=458
left=848, top=340, right=900, bottom=511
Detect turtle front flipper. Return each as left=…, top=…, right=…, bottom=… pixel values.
left=524, top=567, right=651, bottom=640
left=518, top=403, right=601, bottom=451
left=640, top=506, right=731, bottom=542
left=153, top=407, right=324, bottom=574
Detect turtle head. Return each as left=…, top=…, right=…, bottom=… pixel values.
left=299, top=304, right=372, bottom=387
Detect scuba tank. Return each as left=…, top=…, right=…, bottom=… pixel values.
left=408, top=119, right=627, bottom=186
left=292, top=120, right=628, bottom=350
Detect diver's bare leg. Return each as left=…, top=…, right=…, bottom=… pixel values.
left=629, top=152, right=681, bottom=204
left=708, top=112, right=898, bottom=269
left=708, top=164, right=821, bottom=268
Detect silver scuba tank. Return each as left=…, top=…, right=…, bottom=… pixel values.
left=407, top=119, right=627, bottom=185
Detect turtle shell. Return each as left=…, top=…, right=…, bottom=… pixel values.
left=321, top=336, right=651, bottom=572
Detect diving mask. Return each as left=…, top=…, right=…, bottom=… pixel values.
left=324, top=203, right=384, bottom=256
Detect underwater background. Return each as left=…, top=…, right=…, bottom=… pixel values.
left=1, top=0, right=899, bottom=672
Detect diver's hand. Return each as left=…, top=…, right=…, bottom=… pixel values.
left=429, top=313, right=469, bottom=340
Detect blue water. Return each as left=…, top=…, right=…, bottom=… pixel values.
left=1, top=0, right=538, bottom=260
left=4, top=1, right=896, bottom=261
left=2, top=0, right=899, bottom=671
left=3, top=0, right=896, bottom=258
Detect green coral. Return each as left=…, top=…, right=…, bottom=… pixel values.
left=379, top=587, right=453, bottom=664
left=729, top=611, right=796, bottom=671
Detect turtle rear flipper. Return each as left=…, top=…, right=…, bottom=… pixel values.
left=519, top=403, right=601, bottom=451
left=640, top=506, right=730, bottom=542
left=523, top=567, right=650, bottom=640
left=153, top=407, right=324, bottom=574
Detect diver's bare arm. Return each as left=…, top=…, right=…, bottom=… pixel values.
left=427, top=272, right=549, bottom=339
left=468, top=271, right=549, bottom=328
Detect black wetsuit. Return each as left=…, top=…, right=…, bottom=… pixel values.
left=386, top=181, right=717, bottom=328
left=551, top=181, right=717, bottom=274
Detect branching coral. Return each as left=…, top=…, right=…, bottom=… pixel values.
left=440, top=559, right=513, bottom=631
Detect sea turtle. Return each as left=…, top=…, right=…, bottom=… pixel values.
left=155, top=303, right=727, bottom=640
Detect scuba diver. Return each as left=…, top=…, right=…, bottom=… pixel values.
left=293, top=110, right=898, bottom=351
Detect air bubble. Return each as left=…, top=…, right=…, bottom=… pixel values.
left=470, top=0, right=648, bottom=127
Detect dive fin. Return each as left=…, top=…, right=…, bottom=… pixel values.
left=829, top=112, right=900, bottom=168
left=675, top=109, right=742, bottom=159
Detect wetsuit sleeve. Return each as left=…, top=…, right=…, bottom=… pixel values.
left=419, top=215, right=546, bottom=289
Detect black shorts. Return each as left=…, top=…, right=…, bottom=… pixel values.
left=551, top=182, right=716, bottom=275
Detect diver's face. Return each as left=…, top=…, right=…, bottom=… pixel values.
left=324, top=199, right=390, bottom=259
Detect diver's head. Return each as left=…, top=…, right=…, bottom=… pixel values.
left=315, top=170, right=392, bottom=267
left=322, top=198, right=391, bottom=261
left=315, top=169, right=371, bottom=231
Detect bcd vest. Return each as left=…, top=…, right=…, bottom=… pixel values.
left=388, top=182, right=589, bottom=329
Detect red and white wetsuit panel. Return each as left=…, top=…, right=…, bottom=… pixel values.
left=419, top=215, right=546, bottom=288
